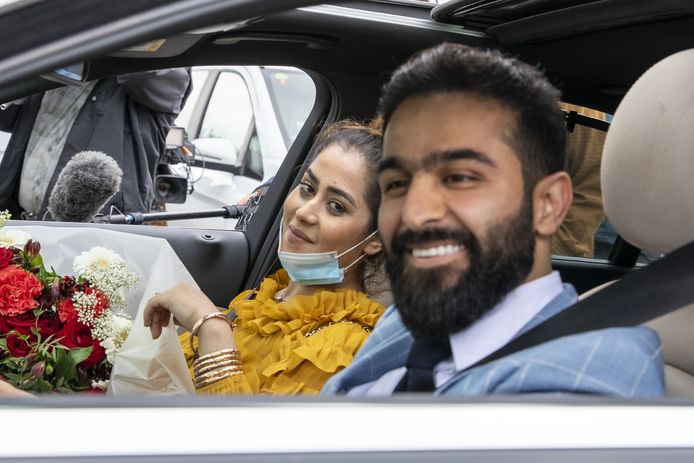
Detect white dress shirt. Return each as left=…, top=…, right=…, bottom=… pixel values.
left=348, top=271, right=564, bottom=396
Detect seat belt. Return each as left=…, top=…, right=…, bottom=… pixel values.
left=465, top=239, right=694, bottom=371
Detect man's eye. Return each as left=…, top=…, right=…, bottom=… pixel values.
left=327, top=200, right=345, bottom=214
left=381, top=178, right=409, bottom=194
left=444, top=173, right=475, bottom=184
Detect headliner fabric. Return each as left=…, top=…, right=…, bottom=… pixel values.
left=601, top=48, right=694, bottom=253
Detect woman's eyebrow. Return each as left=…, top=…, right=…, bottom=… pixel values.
left=307, top=167, right=356, bottom=207
left=306, top=168, right=319, bottom=184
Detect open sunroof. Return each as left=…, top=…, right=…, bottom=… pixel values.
left=431, top=0, right=694, bottom=44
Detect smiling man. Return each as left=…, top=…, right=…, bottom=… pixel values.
left=322, top=43, right=664, bottom=397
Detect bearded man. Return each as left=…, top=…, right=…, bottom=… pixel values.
left=322, top=43, right=663, bottom=397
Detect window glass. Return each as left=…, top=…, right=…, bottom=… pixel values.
left=551, top=103, right=608, bottom=259
left=198, top=71, right=254, bottom=157
left=262, top=68, right=316, bottom=147
left=163, top=66, right=316, bottom=230
left=552, top=103, right=660, bottom=264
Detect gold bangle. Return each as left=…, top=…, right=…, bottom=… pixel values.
left=193, top=348, right=240, bottom=366
left=189, top=312, right=231, bottom=358
left=195, top=370, right=244, bottom=389
left=193, top=353, right=241, bottom=372
left=194, top=365, right=244, bottom=388
left=194, top=358, right=243, bottom=377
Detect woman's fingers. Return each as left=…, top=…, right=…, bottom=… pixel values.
left=143, top=293, right=171, bottom=339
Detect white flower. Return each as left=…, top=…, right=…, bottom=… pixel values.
left=0, top=209, right=11, bottom=229
left=0, top=228, right=31, bottom=248
left=91, top=380, right=109, bottom=391
left=73, top=246, right=123, bottom=274
left=73, top=246, right=139, bottom=309
left=90, top=311, right=133, bottom=365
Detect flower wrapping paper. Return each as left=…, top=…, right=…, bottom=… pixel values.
left=5, top=224, right=195, bottom=395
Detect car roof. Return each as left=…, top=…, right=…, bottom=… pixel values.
left=1, top=0, right=693, bottom=116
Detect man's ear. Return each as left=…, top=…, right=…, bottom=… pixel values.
left=532, top=171, right=573, bottom=238
left=363, top=235, right=384, bottom=256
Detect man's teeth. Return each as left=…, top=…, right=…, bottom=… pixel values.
left=411, top=244, right=462, bottom=258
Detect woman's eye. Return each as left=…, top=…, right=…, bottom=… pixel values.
left=327, top=200, right=345, bottom=214
left=299, top=182, right=314, bottom=196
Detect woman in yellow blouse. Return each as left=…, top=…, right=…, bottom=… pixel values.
left=143, top=120, right=387, bottom=395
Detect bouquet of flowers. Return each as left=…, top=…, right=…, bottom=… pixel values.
left=0, top=211, right=138, bottom=393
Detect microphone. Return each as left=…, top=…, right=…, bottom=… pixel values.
left=47, top=150, right=123, bottom=222
left=104, top=205, right=246, bottom=224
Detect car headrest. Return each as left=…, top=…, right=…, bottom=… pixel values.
left=601, top=48, right=694, bottom=253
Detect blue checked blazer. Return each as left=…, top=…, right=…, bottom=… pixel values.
left=322, top=284, right=664, bottom=397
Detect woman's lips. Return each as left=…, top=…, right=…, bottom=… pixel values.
left=287, top=225, right=313, bottom=244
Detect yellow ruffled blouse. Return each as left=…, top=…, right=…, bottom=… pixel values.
left=179, top=270, right=384, bottom=395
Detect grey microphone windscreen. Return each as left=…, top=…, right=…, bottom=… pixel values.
left=47, top=150, right=123, bottom=222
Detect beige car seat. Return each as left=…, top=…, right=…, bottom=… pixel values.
left=597, top=48, right=694, bottom=396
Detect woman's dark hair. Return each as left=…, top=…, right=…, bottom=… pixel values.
left=378, top=42, right=566, bottom=193
left=306, top=118, right=388, bottom=299
left=306, top=118, right=383, bottom=232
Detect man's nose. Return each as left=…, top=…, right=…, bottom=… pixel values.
left=401, top=176, right=446, bottom=229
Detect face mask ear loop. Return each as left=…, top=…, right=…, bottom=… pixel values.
left=342, top=251, right=368, bottom=275
left=339, top=230, right=379, bottom=275
left=336, top=230, right=379, bottom=258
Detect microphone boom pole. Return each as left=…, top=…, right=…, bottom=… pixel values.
left=102, top=205, right=246, bottom=225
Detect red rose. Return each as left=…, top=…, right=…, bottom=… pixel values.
left=3, top=311, right=61, bottom=338
left=57, top=320, right=106, bottom=368
left=0, top=265, right=43, bottom=316
left=57, top=297, right=77, bottom=323
left=0, top=248, right=12, bottom=269
left=83, top=287, right=110, bottom=319
left=5, top=331, right=35, bottom=357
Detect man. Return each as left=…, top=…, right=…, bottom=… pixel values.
left=322, top=43, right=663, bottom=396
left=0, top=68, right=191, bottom=219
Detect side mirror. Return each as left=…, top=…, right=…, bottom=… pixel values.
left=192, top=138, right=239, bottom=165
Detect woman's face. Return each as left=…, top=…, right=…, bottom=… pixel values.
left=281, top=143, right=381, bottom=267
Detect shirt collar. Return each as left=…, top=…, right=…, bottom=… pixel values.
left=448, top=271, right=564, bottom=372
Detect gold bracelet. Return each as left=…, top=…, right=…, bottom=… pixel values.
left=194, top=365, right=244, bottom=388
left=193, top=353, right=241, bottom=372
left=189, top=312, right=232, bottom=358
left=193, top=348, right=240, bottom=366
left=195, top=369, right=244, bottom=389
left=195, top=358, right=243, bottom=377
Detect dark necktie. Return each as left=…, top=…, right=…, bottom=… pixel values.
left=395, top=339, right=452, bottom=392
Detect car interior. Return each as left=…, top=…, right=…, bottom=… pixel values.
left=3, top=0, right=694, bottom=395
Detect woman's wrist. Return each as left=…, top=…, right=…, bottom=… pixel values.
left=192, top=313, right=236, bottom=359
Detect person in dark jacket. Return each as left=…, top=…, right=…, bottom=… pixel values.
left=0, top=68, right=192, bottom=219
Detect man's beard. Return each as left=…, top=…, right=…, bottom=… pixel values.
left=385, top=197, right=536, bottom=342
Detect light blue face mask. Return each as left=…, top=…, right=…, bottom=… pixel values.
left=278, top=228, right=379, bottom=286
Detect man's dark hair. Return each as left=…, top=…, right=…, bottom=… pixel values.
left=378, top=42, right=566, bottom=190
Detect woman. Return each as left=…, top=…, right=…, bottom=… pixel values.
left=143, top=120, right=387, bottom=395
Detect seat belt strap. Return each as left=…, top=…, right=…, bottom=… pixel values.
left=466, top=239, right=694, bottom=371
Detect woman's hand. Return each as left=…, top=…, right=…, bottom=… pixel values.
left=143, top=284, right=219, bottom=339
left=0, top=380, right=34, bottom=398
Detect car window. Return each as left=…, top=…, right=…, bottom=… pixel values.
left=552, top=103, right=661, bottom=264
left=164, top=66, right=316, bottom=230
left=198, top=71, right=254, bottom=161
left=262, top=67, right=317, bottom=147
